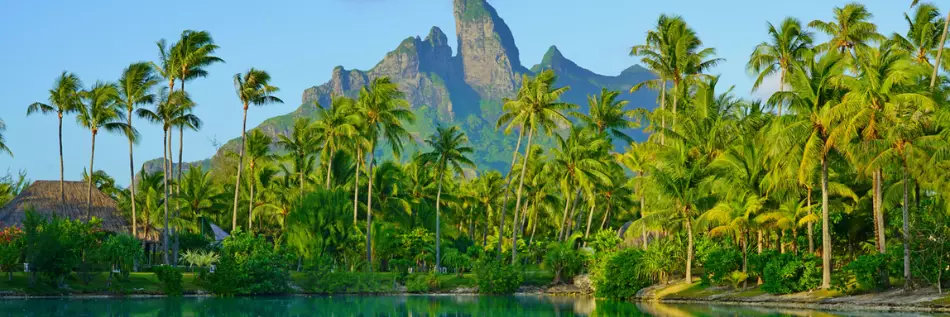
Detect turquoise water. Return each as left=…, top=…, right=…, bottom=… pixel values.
left=0, top=295, right=945, bottom=316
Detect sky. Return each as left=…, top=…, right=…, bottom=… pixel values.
left=0, top=0, right=918, bottom=186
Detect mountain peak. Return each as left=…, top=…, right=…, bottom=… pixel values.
left=453, top=0, right=522, bottom=97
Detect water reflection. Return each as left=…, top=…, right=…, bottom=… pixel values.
left=0, top=295, right=946, bottom=317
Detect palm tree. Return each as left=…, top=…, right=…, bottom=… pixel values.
left=617, top=142, right=654, bottom=247
left=497, top=70, right=573, bottom=263
left=0, top=118, right=10, bottom=157
left=808, top=3, right=883, bottom=55
left=356, top=77, right=414, bottom=269
left=472, top=171, right=504, bottom=244
left=244, top=130, right=276, bottom=232
left=572, top=88, right=639, bottom=144
left=135, top=168, right=164, bottom=254
left=839, top=44, right=929, bottom=257
left=769, top=52, right=848, bottom=289
left=748, top=17, right=813, bottom=116
left=171, top=30, right=222, bottom=249
left=137, top=89, right=199, bottom=264
left=178, top=166, right=223, bottom=237
left=419, top=125, right=475, bottom=269
left=313, top=95, right=359, bottom=189
left=76, top=82, right=133, bottom=221
left=27, top=71, right=82, bottom=206
left=892, top=3, right=945, bottom=67
left=631, top=14, right=679, bottom=145
left=231, top=68, right=283, bottom=231
left=551, top=127, right=611, bottom=242
left=910, top=0, right=950, bottom=88
left=116, top=62, right=159, bottom=237
left=277, top=117, right=316, bottom=193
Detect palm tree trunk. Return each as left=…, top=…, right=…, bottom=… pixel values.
left=599, top=197, right=612, bottom=230
left=58, top=112, right=65, bottom=208
left=742, top=231, right=748, bottom=288
left=353, top=148, right=361, bottom=223
left=903, top=164, right=911, bottom=288
left=659, top=79, right=666, bottom=145
left=821, top=157, right=831, bottom=289
left=778, top=68, right=785, bottom=116
left=780, top=230, right=786, bottom=254
left=757, top=230, right=763, bottom=254
left=175, top=125, right=184, bottom=264
left=874, top=169, right=885, bottom=254
left=498, top=129, right=525, bottom=260
left=163, top=129, right=171, bottom=265
left=325, top=147, right=334, bottom=188
left=930, top=8, right=950, bottom=89
left=232, top=106, right=249, bottom=232
left=248, top=162, right=255, bottom=232
left=559, top=187, right=582, bottom=241
left=528, top=202, right=539, bottom=247
left=583, top=200, right=596, bottom=246
left=685, top=214, right=693, bottom=283
left=672, top=81, right=678, bottom=132
left=511, top=126, right=534, bottom=264
left=435, top=166, right=445, bottom=270
left=87, top=131, right=97, bottom=222
left=808, top=187, right=814, bottom=254
left=128, top=113, right=137, bottom=238
left=365, top=144, right=376, bottom=271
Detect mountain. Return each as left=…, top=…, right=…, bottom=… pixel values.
left=146, top=0, right=656, bottom=175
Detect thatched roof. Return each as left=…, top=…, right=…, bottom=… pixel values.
left=0, top=180, right=157, bottom=241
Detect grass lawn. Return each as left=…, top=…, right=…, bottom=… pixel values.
left=0, top=272, right=200, bottom=295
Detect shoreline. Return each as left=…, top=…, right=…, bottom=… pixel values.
left=646, top=297, right=950, bottom=313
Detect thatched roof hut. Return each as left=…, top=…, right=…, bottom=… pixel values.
left=0, top=180, right=157, bottom=241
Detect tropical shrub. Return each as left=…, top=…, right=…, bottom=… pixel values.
left=594, top=248, right=650, bottom=299
left=201, top=230, right=290, bottom=295
left=839, top=254, right=888, bottom=293
left=22, top=210, right=97, bottom=287
left=759, top=252, right=821, bottom=294
left=473, top=258, right=523, bottom=294
left=725, top=271, right=748, bottom=290
left=406, top=273, right=439, bottom=293
left=0, top=226, right=24, bottom=281
left=700, top=247, right=740, bottom=286
left=99, top=233, right=142, bottom=280
left=544, top=236, right=586, bottom=284
left=181, top=249, right=219, bottom=274
left=441, top=248, right=471, bottom=276
left=178, top=231, right=212, bottom=252
left=587, top=229, right=622, bottom=254
left=153, top=265, right=183, bottom=296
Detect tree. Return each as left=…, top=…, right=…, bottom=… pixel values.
left=231, top=69, right=283, bottom=232
left=572, top=88, right=638, bottom=144
left=891, top=3, right=945, bottom=67
left=809, top=3, right=883, bottom=55
left=178, top=167, right=223, bottom=236
left=630, top=14, right=679, bottom=144
left=27, top=71, right=82, bottom=206
left=419, top=125, right=475, bottom=269
left=0, top=118, right=10, bottom=158
left=497, top=70, right=573, bottom=263
left=748, top=17, right=813, bottom=116
left=76, top=82, right=132, bottom=221
left=312, top=95, right=359, bottom=189
left=277, top=117, right=317, bottom=193
left=355, top=77, right=414, bottom=270
left=551, top=127, right=611, bottom=242
left=244, top=130, right=276, bottom=232
left=910, top=0, right=950, bottom=88
left=116, top=62, right=159, bottom=237
left=137, top=89, right=199, bottom=264
left=770, top=52, right=848, bottom=289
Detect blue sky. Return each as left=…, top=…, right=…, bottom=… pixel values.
left=0, top=0, right=916, bottom=186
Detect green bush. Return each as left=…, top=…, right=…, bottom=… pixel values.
left=442, top=248, right=471, bottom=276
left=406, top=273, right=439, bottom=293
left=153, top=265, right=183, bottom=296
left=594, top=248, right=651, bottom=299
left=22, top=210, right=100, bottom=287
left=760, top=253, right=820, bottom=294
left=544, top=239, right=585, bottom=284
left=473, top=259, right=523, bottom=294
left=701, top=247, right=740, bottom=286
left=201, top=230, right=290, bottom=295
left=99, top=234, right=142, bottom=280
left=840, top=253, right=888, bottom=293
left=0, top=226, right=24, bottom=281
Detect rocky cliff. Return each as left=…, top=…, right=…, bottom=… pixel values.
left=148, top=0, right=657, bottom=174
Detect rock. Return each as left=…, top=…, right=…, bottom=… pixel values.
left=573, top=274, right=594, bottom=294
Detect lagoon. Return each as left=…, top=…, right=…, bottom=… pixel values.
left=1, top=295, right=947, bottom=317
